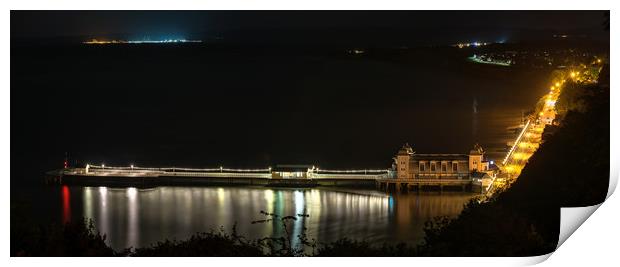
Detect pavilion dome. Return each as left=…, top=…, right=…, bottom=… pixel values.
left=469, top=143, right=484, bottom=155
left=397, top=143, right=415, bottom=155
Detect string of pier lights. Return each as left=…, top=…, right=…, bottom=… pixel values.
left=86, top=164, right=391, bottom=174
left=502, top=119, right=531, bottom=166
left=87, top=164, right=271, bottom=173
left=311, top=168, right=391, bottom=174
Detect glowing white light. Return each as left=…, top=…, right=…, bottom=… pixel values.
left=127, top=187, right=138, bottom=198
left=126, top=187, right=138, bottom=248
left=503, top=119, right=531, bottom=165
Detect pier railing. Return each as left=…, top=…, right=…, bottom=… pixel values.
left=310, top=173, right=389, bottom=179
left=62, top=165, right=392, bottom=180
left=163, top=171, right=272, bottom=178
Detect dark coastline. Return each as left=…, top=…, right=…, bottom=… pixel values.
left=416, top=65, right=610, bottom=256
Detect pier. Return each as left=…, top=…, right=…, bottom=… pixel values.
left=45, top=164, right=486, bottom=192
left=46, top=165, right=388, bottom=188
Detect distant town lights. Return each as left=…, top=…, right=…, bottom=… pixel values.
left=453, top=41, right=491, bottom=48
left=83, top=38, right=202, bottom=45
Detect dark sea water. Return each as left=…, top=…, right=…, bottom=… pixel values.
left=23, top=185, right=476, bottom=250
left=12, top=44, right=550, bottom=173
left=12, top=43, right=552, bottom=249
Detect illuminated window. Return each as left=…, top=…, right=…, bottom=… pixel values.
left=441, top=163, right=447, bottom=172
left=430, top=163, right=436, bottom=172
left=452, top=162, right=458, bottom=172
left=419, top=163, right=425, bottom=172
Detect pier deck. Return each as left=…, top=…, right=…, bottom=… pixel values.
left=46, top=166, right=481, bottom=192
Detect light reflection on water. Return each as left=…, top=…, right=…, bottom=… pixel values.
left=67, top=186, right=475, bottom=250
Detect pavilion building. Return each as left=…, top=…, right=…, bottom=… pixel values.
left=393, top=143, right=494, bottom=180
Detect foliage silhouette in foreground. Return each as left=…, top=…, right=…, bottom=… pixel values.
left=251, top=210, right=316, bottom=256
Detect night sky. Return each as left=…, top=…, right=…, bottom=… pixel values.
left=12, top=11, right=609, bottom=42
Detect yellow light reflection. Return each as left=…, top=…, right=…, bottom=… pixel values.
left=217, top=187, right=225, bottom=203
left=264, top=189, right=274, bottom=213
left=127, top=187, right=139, bottom=248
